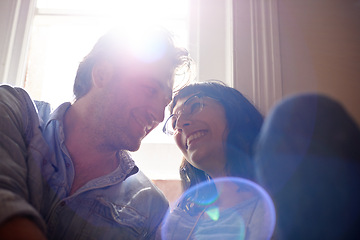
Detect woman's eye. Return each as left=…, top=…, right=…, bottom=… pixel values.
left=189, top=102, right=201, bottom=114
left=171, top=117, right=177, bottom=129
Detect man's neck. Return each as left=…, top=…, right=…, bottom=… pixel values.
left=63, top=103, right=120, bottom=195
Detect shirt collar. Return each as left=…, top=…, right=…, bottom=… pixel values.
left=117, top=150, right=138, bottom=178
left=46, top=102, right=139, bottom=179
left=47, top=102, right=71, bottom=123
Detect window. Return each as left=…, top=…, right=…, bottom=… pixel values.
left=6, top=0, right=237, bottom=180
left=25, top=0, right=189, bottom=108
left=24, top=0, right=190, bottom=179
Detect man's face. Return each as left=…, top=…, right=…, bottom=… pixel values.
left=92, top=56, right=174, bottom=152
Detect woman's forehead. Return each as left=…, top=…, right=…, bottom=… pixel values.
left=172, top=93, right=199, bottom=112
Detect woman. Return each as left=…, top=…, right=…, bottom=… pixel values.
left=159, top=80, right=275, bottom=240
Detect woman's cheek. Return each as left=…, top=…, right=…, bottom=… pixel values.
left=174, top=133, right=186, bottom=153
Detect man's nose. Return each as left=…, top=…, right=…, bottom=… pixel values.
left=149, top=100, right=167, bottom=124
left=149, top=88, right=173, bottom=125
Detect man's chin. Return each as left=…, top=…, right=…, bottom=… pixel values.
left=127, top=144, right=141, bottom=152
left=125, top=139, right=142, bottom=152
left=120, top=131, right=146, bottom=151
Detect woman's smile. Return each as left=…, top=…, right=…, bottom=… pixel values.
left=186, top=130, right=208, bottom=150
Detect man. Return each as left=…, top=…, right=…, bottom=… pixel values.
left=0, top=26, right=191, bottom=239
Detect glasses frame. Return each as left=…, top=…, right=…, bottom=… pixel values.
left=162, top=93, right=206, bottom=136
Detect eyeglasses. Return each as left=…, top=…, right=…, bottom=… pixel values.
left=162, top=94, right=206, bottom=136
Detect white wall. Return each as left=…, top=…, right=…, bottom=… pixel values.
left=232, top=0, right=360, bottom=125
left=233, top=0, right=282, bottom=115
left=277, top=0, right=360, bottom=124
left=188, top=0, right=234, bottom=87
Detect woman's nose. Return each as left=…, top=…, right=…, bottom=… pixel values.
left=175, top=113, right=191, bottom=131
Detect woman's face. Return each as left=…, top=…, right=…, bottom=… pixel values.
left=172, top=94, right=229, bottom=177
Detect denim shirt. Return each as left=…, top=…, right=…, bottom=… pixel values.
left=161, top=198, right=272, bottom=240
left=0, top=85, right=169, bottom=239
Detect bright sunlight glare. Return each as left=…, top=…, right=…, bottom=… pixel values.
left=36, top=0, right=188, bottom=48
left=36, top=0, right=188, bottom=23
left=28, top=0, right=189, bottom=147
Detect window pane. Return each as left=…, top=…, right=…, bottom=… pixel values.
left=36, top=0, right=188, bottom=19
left=25, top=15, right=112, bottom=107
left=25, top=2, right=188, bottom=148
left=25, top=1, right=189, bottom=179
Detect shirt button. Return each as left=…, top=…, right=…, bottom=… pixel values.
left=65, top=162, right=70, bottom=168
left=59, top=201, right=66, bottom=207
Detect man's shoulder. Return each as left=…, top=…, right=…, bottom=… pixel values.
left=0, top=84, right=31, bottom=103
left=0, top=85, right=38, bottom=121
left=0, top=85, right=52, bottom=127
left=126, top=170, right=163, bottom=191
left=124, top=170, right=168, bottom=202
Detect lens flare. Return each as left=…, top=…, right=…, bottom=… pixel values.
left=128, top=29, right=168, bottom=63
left=205, top=206, right=219, bottom=221
left=161, top=177, right=276, bottom=240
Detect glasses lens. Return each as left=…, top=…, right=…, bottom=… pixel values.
left=163, top=95, right=204, bottom=135
left=163, top=114, right=176, bottom=135
left=184, top=96, right=202, bottom=116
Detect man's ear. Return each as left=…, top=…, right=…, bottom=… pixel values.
left=91, top=60, right=113, bottom=88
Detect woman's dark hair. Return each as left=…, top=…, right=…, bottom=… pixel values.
left=169, top=80, right=263, bottom=194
